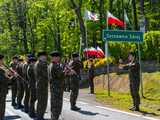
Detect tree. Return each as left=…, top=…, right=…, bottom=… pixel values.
left=69, top=0, right=87, bottom=49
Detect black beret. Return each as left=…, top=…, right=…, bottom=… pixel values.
left=12, top=55, right=19, bottom=59
left=72, top=52, right=79, bottom=58
left=29, top=57, right=37, bottom=62
left=37, top=51, right=47, bottom=57
left=50, top=51, right=61, bottom=57
left=27, top=54, right=34, bottom=58
left=0, top=54, right=4, bottom=59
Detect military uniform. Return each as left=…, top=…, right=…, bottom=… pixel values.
left=48, top=51, right=65, bottom=120
left=123, top=53, right=140, bottom=111
left=88, top=61, right=95, bottom=94
left=16, top=59, right=25, bottom=109
left=34, top=52, right=48, bottom=120
left=23, top=62, right=30, bottom=113
left=10, top=58, right=18, bottom=106
left=27, top=57, right=37, bottom=118
left=0, top=55, right=8, bottom=120
left=70, top=53, right=83, bottom=111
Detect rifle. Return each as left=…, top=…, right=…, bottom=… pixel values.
left=4, top=64, right=28, bottom=84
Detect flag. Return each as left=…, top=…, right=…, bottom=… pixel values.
left=107, top=11, right=125, bottom=27
left=124, top=10, right=134, bottom=30
left=124, top=10, right=130, bottom=24
left=84, top=10, right=99, bottom=21
left=97, top=47, right=105, bottom=58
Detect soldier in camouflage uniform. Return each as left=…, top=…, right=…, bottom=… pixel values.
left=23, top=55, right=32, bottom=113
left=48, top=51, right=65, bottom=120
left=88, top=58, right=95, bottom=94
left=27, top=56, right=37, bottom=118
left=34, top=52, right=48, bottom=120
left=119, top=52, right=140, bottom=111
left=69, top=53, right=83, bottom=111
left=0, top=54, right=8, bottom=120
left=16, top=57, right=25, bottom=109
left=10, top=55, right=19, bottom=107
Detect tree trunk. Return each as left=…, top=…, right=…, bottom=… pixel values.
left=28, top=17, right=35, bottom=54
left=109, top=0, right=113, bottom=12
left=132, top=0, right=138, bottom=30
left=140, top=0, right=144, bottom=15
left=57, top=18, right=61, bottom=52
left=70, top=0, right=87, bottom=49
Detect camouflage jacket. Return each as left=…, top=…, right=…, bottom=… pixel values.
left=34, top=60, right=48, bottom=89
left=0, top=67, right=8, bottom=93
left=27, top=63, right=36, bottom=89
left=48, top=62, right=65, bottom=90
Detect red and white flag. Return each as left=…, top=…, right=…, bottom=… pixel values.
left=107, top=11, right=125, bottom=27
left=84, top=10, right=99, bottom=21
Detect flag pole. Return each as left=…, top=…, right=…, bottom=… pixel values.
left=85, top=10, right=89, bottom=59
left=105, top=11, right=110, bottom=96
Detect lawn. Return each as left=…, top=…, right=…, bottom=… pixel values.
left=95, top=72, right=160, bottom=117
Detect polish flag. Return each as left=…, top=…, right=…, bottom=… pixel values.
left=97, top=47, right=105, bottom=58
left=107, top=11, right=125, bottom=27
left=84, top=10, right=99, bottom=21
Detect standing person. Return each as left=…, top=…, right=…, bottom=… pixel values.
left=0, top=54, right=8, bottom=120
left=16, top=57, right=25, bottom=109
left=69, top=52, right=83, bottom=111
left=10, top=55, right=19, bottom=107
left=0, top=54, right=15, bottom=120
left=88, top=58, right=95, bottom=94
left=34, top=52, right=48, bottom=120
left=119, top=52, right=140, bottom=111
left=23, top=55, right=32, bottom=113
left=48, top=51, right=65, bottom=120
left=27, top=56, right=37, bottom=118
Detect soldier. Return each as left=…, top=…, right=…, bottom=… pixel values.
left=119, top=52, right=140, bottom=111
left=27, top=56, right=37, bottom=118
left=0, top=54, right=8, bottom=120
left=48, top=51, right=65, bottom=120
left=69, top=52, right=83, bottom=111
left=16, top=57, right=25, bottom=109
left=88, top=58, right=95, bottom=94
left=34, top=51, right=48, bottom=120
left=23, top=54, right=33, bottom=113
left=10, top=55, right=19, bottom=107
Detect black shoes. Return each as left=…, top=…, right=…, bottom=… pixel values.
left=71, top=106, right=81, bottom=111
left=129, top=106, right=140, bottom=111
left=11, top=102, right=17, bottom=107
left=35, top=117, right=45, bottom=120
left=29, top=113, right=36, bottom=118
left=16, top=104, right=24, bottom=109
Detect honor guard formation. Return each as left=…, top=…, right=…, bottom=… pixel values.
left=0, top=51, right=141, bottom=120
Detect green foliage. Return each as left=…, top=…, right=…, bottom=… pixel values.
left=96, top=72, right=160, bottom=116
left=0, top=0, right=159, bottom=61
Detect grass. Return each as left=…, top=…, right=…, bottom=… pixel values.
left=95, top=72, right=160, bottom=117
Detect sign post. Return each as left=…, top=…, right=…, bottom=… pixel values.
left=103, top=30, right=144, bottom=97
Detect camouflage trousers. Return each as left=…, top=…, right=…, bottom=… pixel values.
left=17, top=80, right=24, bottom=106
left=0, top=84, right=7, bottom=120
left=70, top=75, right=80, bottom=107
left=130, top=79, right=140, bottom=107
left=29, top=88, right=36, bottom=115
left=50, top=84, right=63, bottom=120
left=36, top=87, right=48, bottom=118
left=24, top=83, right=30, bottom=112
left=11, top=78, right=17, bottom=104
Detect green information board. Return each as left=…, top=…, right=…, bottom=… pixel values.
left=103, top=30, right=144, bottom=42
